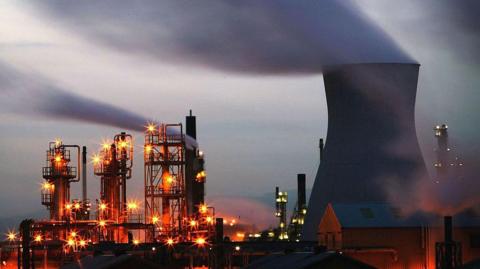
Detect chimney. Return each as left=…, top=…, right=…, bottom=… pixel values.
left=82, top=146, right=87, bottom=201
left=297, top=174, right=306, bottom=210
left=319, top=138, right=324, bottom=162
left=444, top=216, right=453, bottom=269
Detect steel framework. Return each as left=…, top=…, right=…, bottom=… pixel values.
left=144, top=124, right=186, bottom=241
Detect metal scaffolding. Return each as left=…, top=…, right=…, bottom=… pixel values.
left=144, top=124, right=187, bottom=241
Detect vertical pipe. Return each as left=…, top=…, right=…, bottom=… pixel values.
left=444, top=215, right=453, bottom=269
left=297, top=174, right=306, bottom=210
left=82, top=146, right=87, bottom=201
left=186, top=110, right=197, bottom=215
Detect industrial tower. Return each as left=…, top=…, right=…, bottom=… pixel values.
left=93, top=132, right=133, bottom=242
left=144, top=124, right=187, bottom=241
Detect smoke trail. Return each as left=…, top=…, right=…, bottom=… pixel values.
left=0, top=61, right=197, bottom=147
left=31, top=0, right=413, bottom=74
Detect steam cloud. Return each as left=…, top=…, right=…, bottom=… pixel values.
left=0, top=61, right=149, bottom=131
left=32, top=0, right=413, bottom=74
left=0, top=61, right=197, bottom=148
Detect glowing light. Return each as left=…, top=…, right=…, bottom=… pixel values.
left=152, top=216, right=159, bottom=224
left=199, top=204, right=208, bottom=214
left=236, top=233, right=245, bottom=238
left=166, top=175, right=174, bottom=184
left=65, top=203, right=72, bottom=210
left=99, top=203, right=107, bottom=211
left=147, top=124, right=156, bottom=132
left=6, top=232, right=16, bottom=241
left=42, top=182, right=52, bottom=191
left=74, top=203, right=81, bottom=210
left=206, top=216, right=213, bottom=224
left=55, top=138, right=62, bottom=147
left=235, top=245, right=241, bottom=251
left=166, top=238, right=174, bottom=246
left=195, top=237, right=206, bottom=246
left=34, top=235, right=42, bottom=243
left=145, top=145, right=152, bottom=153
left=79, top=240, right=86, bottom=247
left=102, top=142, right=110, bottom=150
left=98, top=220, right=106, bottom=227
left=119, top=141, right=128, bottom=148
left=127, top=201, right=138, bottom=210
left=55, top=155, right=62, bottom=162
left=92, top=155, right=101, bottom=164
left=196, top=170, right=207, bottom=182
left=133, top=239, right=140, bottom=245
left=190, top=220, right=197, bottom=227
left=67, top=239, right=75, bottom=247
left=70, top=231, right=77, bottom=237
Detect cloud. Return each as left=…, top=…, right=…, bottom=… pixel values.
left=31, top=0, right=413, bottom=74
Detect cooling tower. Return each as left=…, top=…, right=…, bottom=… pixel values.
left=302, top=63, right=428, bottom=240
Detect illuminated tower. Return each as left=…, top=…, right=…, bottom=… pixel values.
left=433, top=124, right=463, bottom=183
left=144, top=124, right=187, bottom=241
left=275, top=187, right=288, bottom=240
left=41, top=139, right=80, bottom=221
left=93, top=132, right=133, bottom=242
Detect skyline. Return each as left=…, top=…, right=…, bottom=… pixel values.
left=0, top=0, right=479, bottom=228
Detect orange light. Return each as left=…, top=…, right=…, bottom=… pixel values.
left=147, top=124, right=156, bottom=132
left=166, top=175, right=174, bottom=184
left=236, top=232, right=245, bottom=238
left=34, top=235, right=42, bottom=243
left=67, top=239, right=75, bottom=247
left=102, top=143, right=110, bottom=150
left=65, top=203, right=72, bottom=210
left=190, top=220, right=197, bottom=227
left=206, top=216, right=213, bottom=224
left=132, top=239, right=140, bottom=245
left=92, top=154, right=101, bottom=164
left=145, top=145, right=152, bottom=153
left=152, top=216, right=159, bottom=224
left=98, top=220, right=106, bottom=227
left=79, top=240, right=86, bottom=247
left=6, top=232, right=16, bottom=241
left=74, top=203, right=80, bottom=210
left=199, top=204, right=208, bottom=214
left=55, top=155, right=62, bottom=162
left=119, top=141, right=128, bottom=148
left=42, top=182, right=52, bottom=191
left=166, top=238, right=174, bottom=246
left=127, top=201, right=138, bottom=210
left=195, top=237, right=206, bottom=246
left=99, top=203, right=107, bottom=211
left=70, top=231, right=77, bottom=237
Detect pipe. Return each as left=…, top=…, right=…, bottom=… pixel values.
left=82, top=146, right=87, bottom=201
left=444, top=215, right=453, bottom=269
left=63, top=145, right=81, bottom=182
left=297, top=174, right=306, bottom=210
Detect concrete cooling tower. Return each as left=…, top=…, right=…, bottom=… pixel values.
left=302, top=63, right=428, bottom=240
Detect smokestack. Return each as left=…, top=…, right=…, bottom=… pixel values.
left=444, top=216, right=453, bottom=269
left=303, top=63, right=428, bottom=240
left=82, top=146, right=87, bottom=201
left=297, top=174, right=306, bottom=210
left=186, top=109, right=196, bottom=139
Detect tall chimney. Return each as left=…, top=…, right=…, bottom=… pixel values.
left=82, top=146, right=87, bottom=201
left=444, top=216, right=453, bottom=269
left=297, top=174, right=306, bottom=210
left=185, top=109, right=197, bottom=215
left=303, top=63, right=428, bottom=240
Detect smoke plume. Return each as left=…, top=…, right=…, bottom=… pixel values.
left=31, top=0, right=413, bottom=74
left=0, top=61, right=197, bottom=147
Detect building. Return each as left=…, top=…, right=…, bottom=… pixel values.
left=318, top=203, right=480, bottom=269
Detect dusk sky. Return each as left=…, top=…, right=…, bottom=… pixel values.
left=0, top=0, right=478, bottom=228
